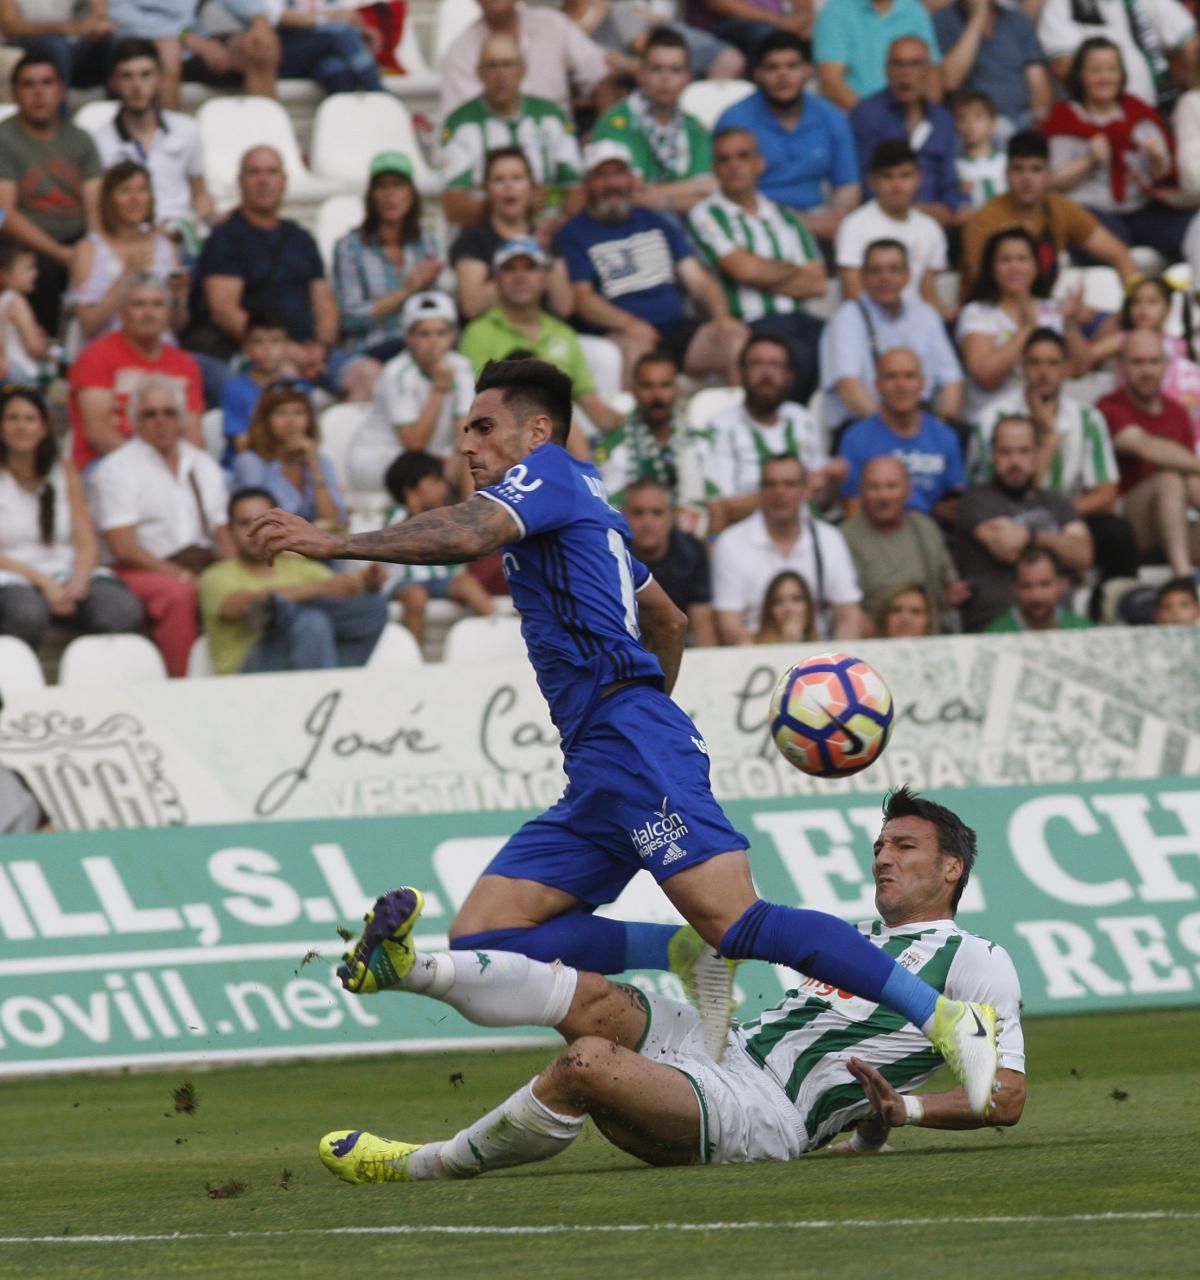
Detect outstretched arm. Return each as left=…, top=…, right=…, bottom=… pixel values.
left=846, top=1057, right=1026, bottom=1133
left=249, top=497, right=520, bottom=566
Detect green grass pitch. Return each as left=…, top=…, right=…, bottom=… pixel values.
left=0, top=1007, right=1196, bottom=1280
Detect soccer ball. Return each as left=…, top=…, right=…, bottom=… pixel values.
left=768, top=653, right=894, bottom=777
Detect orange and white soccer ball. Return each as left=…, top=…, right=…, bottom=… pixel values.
left=769, top=653, right=894, bottom=777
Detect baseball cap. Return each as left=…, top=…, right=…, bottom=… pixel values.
left=492, top=237, right=548, bottom=270
left=582, top=139, right=632, bottom=175
left=400, top=291, right=457, bottom=334
left=369, top=151, right=414, bottom=181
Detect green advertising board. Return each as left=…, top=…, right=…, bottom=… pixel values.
left=1, top=777, right=1198, bottom=1074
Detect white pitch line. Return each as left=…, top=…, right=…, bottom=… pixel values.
left=2, top=1211, right=1198, bottom=1245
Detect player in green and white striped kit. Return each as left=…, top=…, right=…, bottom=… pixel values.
left=319, top=788, right=1026, bottom=1183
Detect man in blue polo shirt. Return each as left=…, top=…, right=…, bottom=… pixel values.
left=816, top=0, right=943, bottom=111
left=555, top=139, right=747, bottom=386
left=851, top=35, right=966, bottom=229
left=839, top=346, right=965, bottom=522
left=713, top=31, right=859, bottom=243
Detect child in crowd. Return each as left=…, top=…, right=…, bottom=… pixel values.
left=220, top=312, right=311, bottom=464
left=835, top=140, right=950, bottom=317
left=346, top=291, right=474, bottom=493
left=954, top=91, right=1008, bottom=209
left=1153, top=576, right=1200, bottom=625
left=0, top=244, right=52, bottom=385
left=1093, top=276, right=1200, bottom=441
left=381, top=450, right=495, bottom=647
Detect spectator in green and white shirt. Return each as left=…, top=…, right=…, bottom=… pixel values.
left=594, top=350, right=755, bottom=536
left=439, top=33, right=583, bottom=229
left=589, top=26, right=715, bottom=217
left=973, top=326, right=1137, bottom=584
left=704, top=334, right=847, bottom=511
left=688, top=126, right=828, bottom=402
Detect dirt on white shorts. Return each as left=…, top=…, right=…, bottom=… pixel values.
left=636, top=992, right=808, bottom=1165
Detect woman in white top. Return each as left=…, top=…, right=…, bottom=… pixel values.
left=68, top=160, right=186, bottom=345
left=0, top=387, right=144, bottom=651
left=956, top=227, right=1090, bottom=422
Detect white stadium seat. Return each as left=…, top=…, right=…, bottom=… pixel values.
left=0, top=635, right=45, bottom=689
left=1057, top=266, right=1124, bottom=314
left=186, top=635, right=215, bottom=678
left=686, top=386, right=744, bottom=431
left=386, top=22, right=441, bottom=97
left=319, top=402, right=369, bottom=495
left=367, top=623, right=425, bottom=668
left=435, top=0, right=482, bottom=63
left=679, top=79, right=755, bottom=130
left=58, top=635, right=168, bottom=686
left=201, top=408, right=226, bottom=462
left=310, top=93, right=439, bottom=197
left=197, top=96, right=343, bottom=207
left=442, top=615, right=526, bottom=665
left=577, top=334, right=624, bottom=401
left=315, top=193, right=365, bottom=272
left=73, top=99, right=118, bottom=134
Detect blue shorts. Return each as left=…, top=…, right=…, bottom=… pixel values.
left=484, top=684, right=747, bottom=907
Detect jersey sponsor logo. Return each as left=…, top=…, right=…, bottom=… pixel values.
left=493, top=463, right=544, bottom=506
left=629, top=801, right=690, bottom=858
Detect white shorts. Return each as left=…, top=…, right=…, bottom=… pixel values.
left=638, top=993, right=807, bottom=1165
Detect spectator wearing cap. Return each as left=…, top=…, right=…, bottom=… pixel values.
left=459, top=239, right=621, bottom=433
left=69, top=273, right=205, bottom=471
left=89, top=376, right=233, bottom=677
left=589, top=26, right=716, bottom=217
left=187, top=145, right=338, bottom=388
left=440, top=0, right=613, bottom=121
left=556, top=139, right=748, bottom=386
left=331, top=151, right=442, bottom=404
left=712, top=32, right=859, bottom=243
left=440, top=33, right=583, bottom=229
left=688, top=126, right=827, bottom=404
left=347, top=293, right=474, bottom=493
left=815, top=0, right=943, bottom=112
left=850, top=36, right=967, bottom=230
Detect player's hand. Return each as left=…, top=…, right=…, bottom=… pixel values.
left=248, top=508, right=344, bottom=564
left=847, top=1056, right=908, bottom=1127
left=826, top=1137, right=894, bottom=1155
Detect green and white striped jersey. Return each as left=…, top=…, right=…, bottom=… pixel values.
left=688, top=191, right=821, bottom=322
left=972, top=395, right=1119, bottom=497
left=439, top=94, right=581, bottom=195
left=957, top=148, right=1008, bottom=209
left=735, top=919, right=1025, bottom=1151
left=703, top=401, right=828, bottom=498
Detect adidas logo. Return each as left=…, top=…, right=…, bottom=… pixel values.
left=661, top=842, right=688, bottom=865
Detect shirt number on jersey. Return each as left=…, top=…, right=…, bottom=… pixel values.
left=606, top=528, right=640, bottom=640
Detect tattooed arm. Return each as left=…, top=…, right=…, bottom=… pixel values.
left=249, top=497, right=521, bottom=566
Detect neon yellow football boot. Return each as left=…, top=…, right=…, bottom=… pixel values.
left=337, top=887, right=424, bottom=994
left=319, top=1129, right=421, bottom=1183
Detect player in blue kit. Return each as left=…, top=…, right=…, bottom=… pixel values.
left=249, top=358, right=1000, bottom=1115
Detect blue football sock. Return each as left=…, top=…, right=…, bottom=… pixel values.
left=718, top=900, right=939, bottom=1028
left=451, top=914, right=674, bottom=976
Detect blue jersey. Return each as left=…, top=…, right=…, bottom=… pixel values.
left=480, top=443, right=665, bottom=746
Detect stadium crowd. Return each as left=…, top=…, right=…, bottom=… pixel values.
left=2, top=0, right=1200, bottom=681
